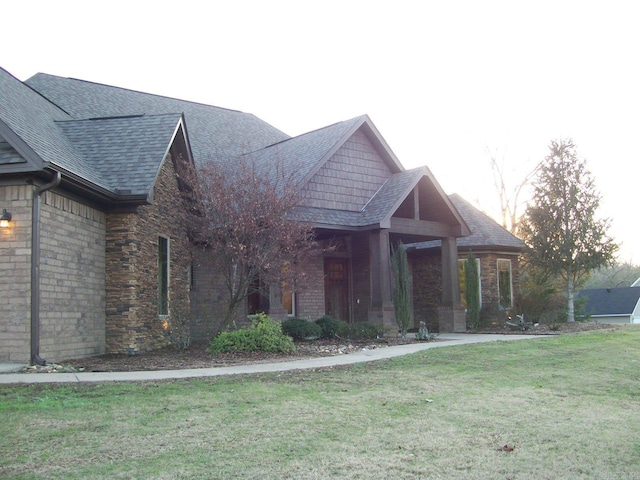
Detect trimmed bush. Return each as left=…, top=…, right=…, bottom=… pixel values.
left=314, top=316, right=345, bottom=339
left=209, top=313, right=295, bottom=354
left=281, top=318, right=322, bottom=341
left=337, top=321, right=383, bottom=340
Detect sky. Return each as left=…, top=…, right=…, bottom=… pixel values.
left=2, top=0, right=638, bottom=262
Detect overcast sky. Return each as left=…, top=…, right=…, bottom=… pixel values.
left=3, top=0, right=638, bottom=262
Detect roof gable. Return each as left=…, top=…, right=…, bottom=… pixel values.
left=0, top=67, right=88, bottom=176
left=299, top=123, right=396, bottom=211
left=57, top=113, right=187, bottom=197
left=409, top=193, right=525, bottom=251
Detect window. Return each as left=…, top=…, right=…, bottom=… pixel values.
left=158, top=236, right=169, bottom=315
left=458, top=258, right=481, bottom=308
left=497, top=259, right=513, bottom=309
left=282, top=282, right=296, bottom=317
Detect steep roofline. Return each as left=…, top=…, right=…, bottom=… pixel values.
left=0, top=119, right=46, bottom=173
left=296, top=115, right=406, bottom=189
left=39, top=74, right=247, bottom=116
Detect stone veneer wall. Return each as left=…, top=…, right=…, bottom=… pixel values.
left=410, top=250, right=522, bottom=331
left=105, top=154, right=192, bottom=354
left=0, top=183, right=107, bottom=363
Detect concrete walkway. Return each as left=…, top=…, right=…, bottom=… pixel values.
left=0, top=333, right=547, bottom=384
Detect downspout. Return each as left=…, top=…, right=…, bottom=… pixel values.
left=31, top=171, right=61, bottom=366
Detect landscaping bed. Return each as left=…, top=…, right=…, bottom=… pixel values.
left=23, top=322, right=616, bottom=373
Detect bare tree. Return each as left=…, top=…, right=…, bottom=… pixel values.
left=185, top=157, right=321, bottom=330
left=487, top=147, right=538, bottom=234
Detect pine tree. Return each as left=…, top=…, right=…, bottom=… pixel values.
left=519, top=139, right=618, bottom=322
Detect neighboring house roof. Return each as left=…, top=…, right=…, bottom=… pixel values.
left=409, top=193, right=525, bottom=252
left=577, top=287, right=640, bottom=317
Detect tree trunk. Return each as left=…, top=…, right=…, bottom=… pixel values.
left=567, top=275, right=575, bottom=323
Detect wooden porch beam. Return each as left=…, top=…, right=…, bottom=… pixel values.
left=389, top=217, right=463, bottom=238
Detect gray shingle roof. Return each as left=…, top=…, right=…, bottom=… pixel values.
left=0, top=67, right=93, bottom=178
left=247, top=116, right=365, bottom=188
left=362, top=167, right=426, bottom=225
left=25, top=73, right=289, bottom=165
left=57, top=113, right=184, bottom=195
left=410, top=193, right=524, bottom=251
left=577, top=287, right=640, bottom=316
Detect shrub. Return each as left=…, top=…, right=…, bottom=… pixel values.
left=314, top=316, right=345, bottom=339
left=337, top=321, right=383, bottom=340
left=209, top=313, right=295, bottom=354
left=281, top=318, right=322, bottom=341
left=391, top=242, right=411, bottom=337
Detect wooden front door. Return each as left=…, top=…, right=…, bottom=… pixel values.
left=324, top=258, right=350, bottom=322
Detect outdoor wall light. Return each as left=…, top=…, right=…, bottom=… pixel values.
left=0, top=209, right=12, bottom=228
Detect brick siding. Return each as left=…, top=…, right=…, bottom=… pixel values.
left=0, top=183, right=107, bottom=362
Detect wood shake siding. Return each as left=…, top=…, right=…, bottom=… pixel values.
left=302, top=130, right=391, bottom=211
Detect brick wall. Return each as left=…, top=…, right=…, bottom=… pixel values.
left=295, top=252, right=326, bottom=321
left=410, top=253, right=442, bottom=332
left=189, top=250, right=231, bottom=342
left=351, top=232, right=371, bottom=323
left=105, top=154, right=192, bottom=354
left=0, top=183, right=107, bottom=363
left=0, top=184, right=33, bottom=362
left=39, top=191, right=106, bottom=362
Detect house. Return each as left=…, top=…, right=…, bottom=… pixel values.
left=407, top=194, right=525, bottom=331
left=576, top=287, right=640, bottom=324
left=1, top=66, right=519, bottom=364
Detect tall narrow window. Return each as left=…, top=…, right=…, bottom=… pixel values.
left=158, top=236, right=169, bottom=315
left=282, top=281, right=296, bottom=317
left=497, top=259, right=513, bottom=309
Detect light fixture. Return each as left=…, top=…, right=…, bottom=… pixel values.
left=0, top=209, right=12, bottom=228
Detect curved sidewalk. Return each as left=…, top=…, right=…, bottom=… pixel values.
left=0, top=333, right=546, bottom=384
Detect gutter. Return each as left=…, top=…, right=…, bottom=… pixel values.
left=31, top=171, right=61, bottom=366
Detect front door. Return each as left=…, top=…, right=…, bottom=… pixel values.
left=324, top=258, right=350, bottom=322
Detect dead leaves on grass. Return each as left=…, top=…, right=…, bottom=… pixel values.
left=496, top=444, right=515, bottom=452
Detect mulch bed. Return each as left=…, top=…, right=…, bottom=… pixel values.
left=21, top=322, right=618, bottom=374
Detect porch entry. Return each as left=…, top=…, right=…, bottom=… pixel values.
left=324, top=258, right=350, bottom=322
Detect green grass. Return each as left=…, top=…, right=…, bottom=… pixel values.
left=1, top=326, right=640, bottom=479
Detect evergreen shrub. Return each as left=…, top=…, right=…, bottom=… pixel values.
left=209, top=313, right=295, bottom=354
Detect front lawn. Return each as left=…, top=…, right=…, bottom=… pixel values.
left=1, top=326, right=639, bottom=479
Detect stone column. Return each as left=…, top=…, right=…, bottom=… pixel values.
left=368, top=229, right=395, bottom=331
